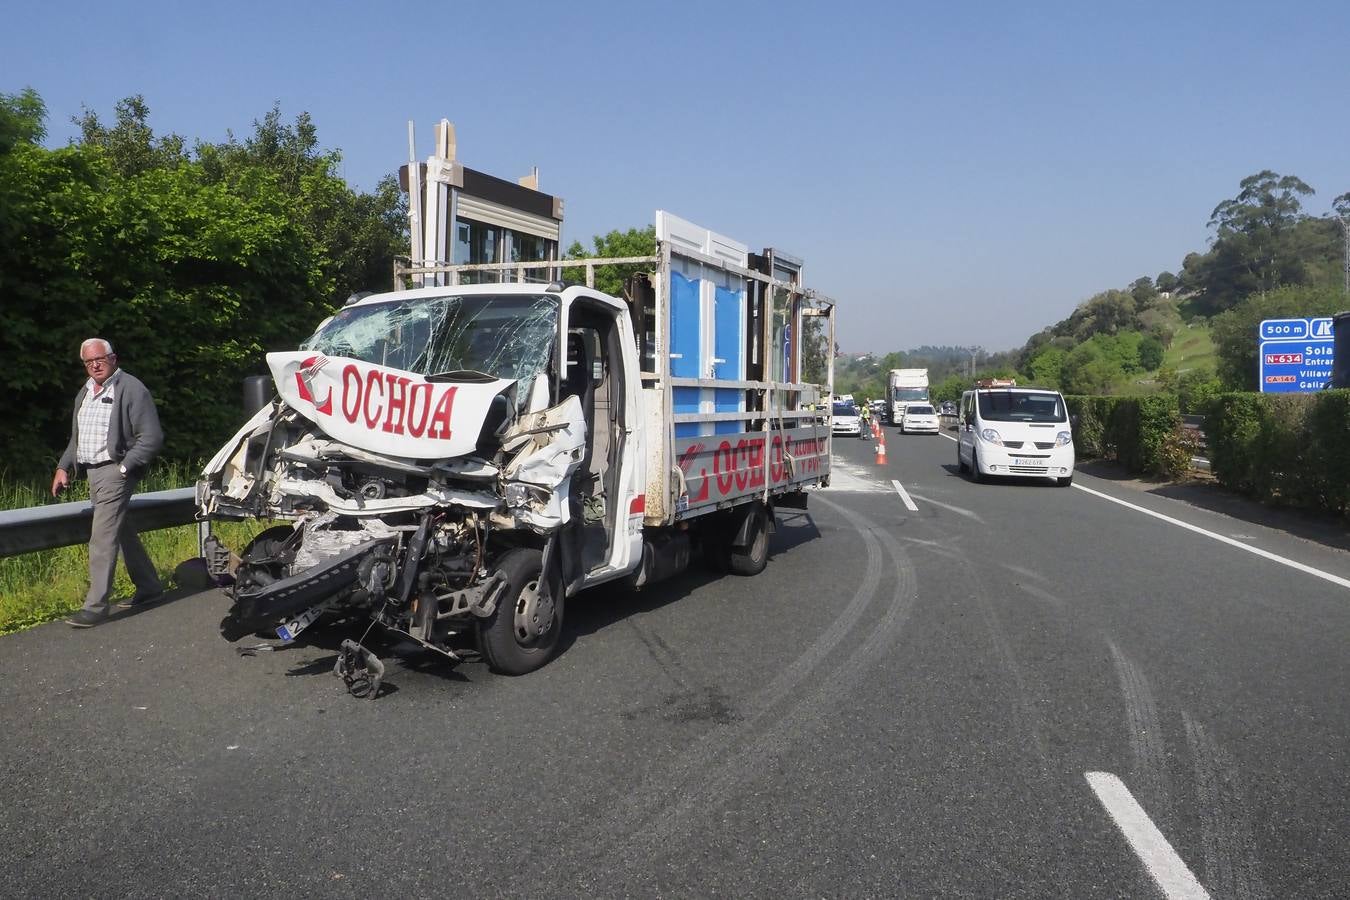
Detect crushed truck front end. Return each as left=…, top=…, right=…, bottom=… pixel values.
left=197, top=285, right=585, bottom=676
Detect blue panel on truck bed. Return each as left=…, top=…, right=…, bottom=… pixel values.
left=671, top=271, right=702, bottom=437
left=713, top=284, right=744, bottom=435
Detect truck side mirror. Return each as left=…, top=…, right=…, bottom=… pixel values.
left=242, top=375, right=274, bottom=418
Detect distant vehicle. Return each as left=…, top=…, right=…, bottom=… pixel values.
left=832, top=400, right=863, bottom=437
left=939, top=401, right=956, bottom=416
left=887, top=368, right=929, bottom=424
left=955, top=386, right=1074, bottom=486
left=900, top=403, right=940, bottom=434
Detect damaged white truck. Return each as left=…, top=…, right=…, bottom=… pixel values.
left=196, top=211, right=836, bottom=685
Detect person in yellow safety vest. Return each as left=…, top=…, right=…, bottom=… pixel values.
left=858, top=401, right=872, bottom=438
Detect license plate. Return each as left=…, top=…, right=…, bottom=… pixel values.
left=1012, top=457, right=1047, bottom=468
left=276, top=603, right=328, bottom=641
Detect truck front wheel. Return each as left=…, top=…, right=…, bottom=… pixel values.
left=478, top=548, right=563, bottom=675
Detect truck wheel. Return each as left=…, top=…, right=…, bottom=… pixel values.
left=728, top=504, right=770, bottom=576
left=957, top=448, right=968, bottom=473
left=700, top=519, right=732, bottom=572
left=1056, top=473, right=1073, bottom=487
left=478, top=548, right=563, bottom=676
left=970, top=448, right=985, bottom=483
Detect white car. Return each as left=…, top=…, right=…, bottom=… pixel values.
left=956, top=387, right=1075, bottom=486
left=900, top=403, right=940, bottom=434
left=831, top=401, right=862, bottom=437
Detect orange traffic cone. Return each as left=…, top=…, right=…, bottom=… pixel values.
left=875, top=432, right=887, bottom=465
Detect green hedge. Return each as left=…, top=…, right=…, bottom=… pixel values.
left=1065, top=394, right=1186, bottom=477
left=1204, top=391, right=1350, bottom=516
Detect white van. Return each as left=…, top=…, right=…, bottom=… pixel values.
left=956, top=387, right=1074, bottom=486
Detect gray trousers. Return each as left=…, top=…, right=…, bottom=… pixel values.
left=82, top=465, right=162, bottom=612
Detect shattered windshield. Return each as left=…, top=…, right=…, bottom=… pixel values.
left=303, top=293, right=558, bottom=382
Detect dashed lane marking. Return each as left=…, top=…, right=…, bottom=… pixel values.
left=890, top=479, right=919, bottom=512
left=1086, top=772, right=1211, bottom=899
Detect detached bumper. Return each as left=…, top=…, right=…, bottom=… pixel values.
left=220, top=537, right=394, bottom=640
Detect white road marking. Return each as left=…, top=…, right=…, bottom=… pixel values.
left=1073, top=484, right=1350, bottom=592
left=906, top=492, right=985, bottom=524
left=1085, top=771, right=1211, bottom=900
left=891, top=479, right=919, bottom=512
left=939, top=431, right=958, bottom=443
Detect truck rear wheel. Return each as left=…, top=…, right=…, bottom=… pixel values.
left=478, top=548, right=563, bottom=676
left=728, top=504, right=770, bottom=576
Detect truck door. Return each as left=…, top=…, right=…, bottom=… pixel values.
left=561, top=298, right=640, bottom=585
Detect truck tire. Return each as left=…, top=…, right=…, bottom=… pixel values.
left=728, top=504, right=770, bottom=576
left=1056, top=473, right=1073, bottom=487
left=701, top=520, right=732, bottom=573
left=477, top=548, right=563, bottom=676
left=970, top=448, right=985, bottom=483
left=957, top=447, right=968, bottom=473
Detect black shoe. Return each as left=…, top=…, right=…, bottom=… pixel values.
left=66, top=609, right=108, bottom=628
left=116, top=589, right=164, bottom=610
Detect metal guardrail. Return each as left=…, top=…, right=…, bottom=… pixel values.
left=0, top=487, right=198, bottom=559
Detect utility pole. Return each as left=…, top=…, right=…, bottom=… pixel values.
left=1337, top=216, right=1350, bottom=297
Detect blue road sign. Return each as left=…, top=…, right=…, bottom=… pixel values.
left=1260, top=318, right=1307, bottom=340
left=1259, top=338, right=1335, bottom=392
left=1308, top=317, right=1334, bottom=340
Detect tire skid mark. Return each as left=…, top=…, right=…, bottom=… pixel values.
left=935, top=540, right=1074, bottom=888
left=1015, top=581, right=1067, bottom=611
left=558, top=495, right=912, bottom=886
left=616, top=495, right=920, bottom=866
left=1182, top=712, right=1269, bottom=900
left=1107, top=640, right=1173, bottom=827
left=626, top=618, right=691, bottom=690
left=972, top=585, right=1052, bottom=761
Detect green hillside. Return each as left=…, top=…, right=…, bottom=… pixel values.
left=1161, top=324, right=1215, bottom=374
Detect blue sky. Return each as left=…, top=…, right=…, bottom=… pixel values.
left=6, top=0, right=1348, bottom=353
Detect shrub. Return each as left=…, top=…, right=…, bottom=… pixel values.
left=1066, top=394, right=1181, bottom=477
left=1204, top=391, right=1350, bottom=516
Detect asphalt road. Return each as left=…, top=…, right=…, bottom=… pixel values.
left=3, top=427, right=1347, bottom=898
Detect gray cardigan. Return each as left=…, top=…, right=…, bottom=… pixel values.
left=58, top=371, right=164, bottom=477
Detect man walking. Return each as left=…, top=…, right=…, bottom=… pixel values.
left=51, top=339, right=165, bottom=627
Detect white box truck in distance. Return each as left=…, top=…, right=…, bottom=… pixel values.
left=887, top=368, right=929, bottom=424
left=196, top=211, right=838, bottom=686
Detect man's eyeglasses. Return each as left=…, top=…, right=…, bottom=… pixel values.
left=81, top=354, right=115, bottom=368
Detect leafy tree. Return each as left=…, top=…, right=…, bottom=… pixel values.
left=1060, top=341, right=1118, bottom=395
left=75, top=95, right=187, bottom=176
left=1155, top=271, right=1178, bottom=293
left=0, top=87, right=45, bottom=151
left=1130, top=276, right=1157, bottom=306
left=1026, top=346, right=1066, bottom=387
left=1183, top=170, right=1336, bottom=315
left=930, top=374, right=969, bottom=404
left=562, top=225, right=656, bottom=296
left=0, top=91, right=409, bottom=474
left=1138, top=333, right=1165, bottom=370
